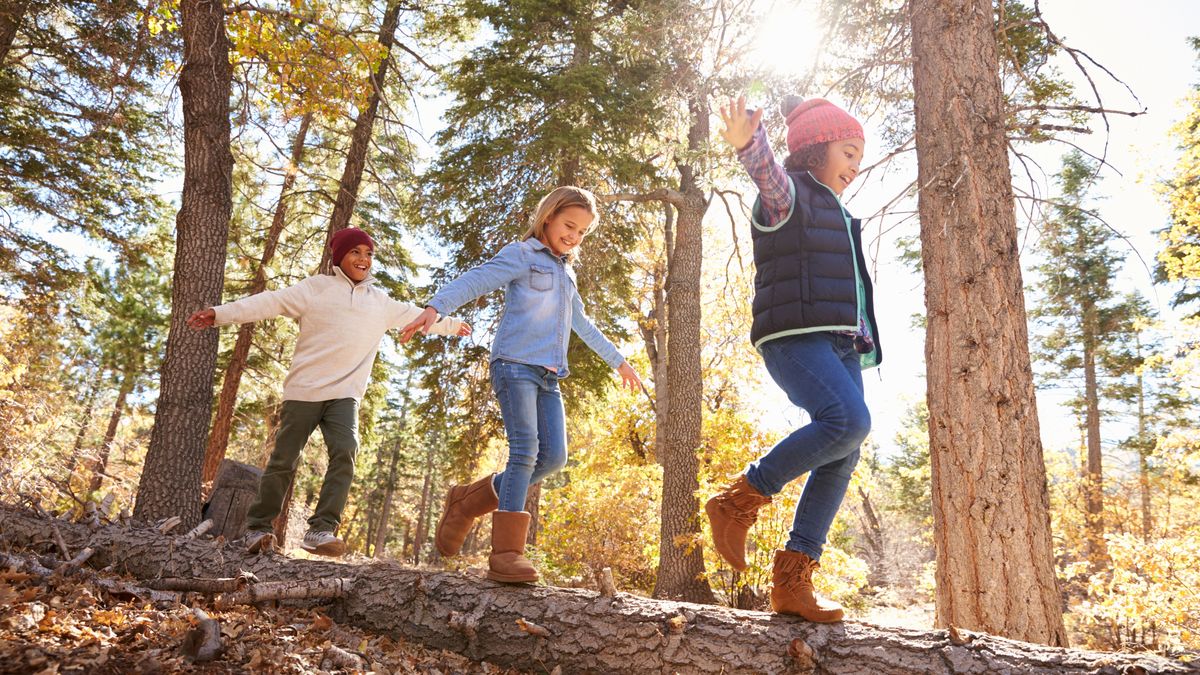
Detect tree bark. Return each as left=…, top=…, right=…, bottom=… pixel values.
left=910, top=0, right=1067, bottom=646
left=134, top=0, right=232, bottom=528
left=1082, top=331, right=1106, bottom=567
left=0, top=505, right=1188, bottom=675
left=89, top=373, right=135, bottom=493
left=318, top=1, right=402, bottom=274
left=373, top=441, right=400, bottom=558
left=0, top=0, right=26, bottom=65
left=202, top=112, right=312, bottom=484
left=67, top=384, right=98, bottom=481
left=652, top=92, right=713, bottom=604
left=1136, top=356, right=1152, bottom=541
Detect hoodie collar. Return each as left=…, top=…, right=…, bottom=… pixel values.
left=332, top=265, right=376, bottom=288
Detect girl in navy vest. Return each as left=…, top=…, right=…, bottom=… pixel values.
left=400, top=186, right=643, bottom=583
left=706, top=95, right=882, bottom=622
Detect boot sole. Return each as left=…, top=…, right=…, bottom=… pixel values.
left=486, top=570, right=539, bottom=583
left=301, top=540, right=347, bottom=557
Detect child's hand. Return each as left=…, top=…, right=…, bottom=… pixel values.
left=399, top=306, right=439, bottom=343
left=718, top=95, right=763, bottom=151
left=186, top=308, right=216, bottom=330
left=457, top=322, right=472, bottom=337
left=616, top=362, right=643, bottom=393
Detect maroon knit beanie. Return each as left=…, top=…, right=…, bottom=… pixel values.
left=784, top=98, right=864, bottom=154
left=330, top=228, right=375, bottom=266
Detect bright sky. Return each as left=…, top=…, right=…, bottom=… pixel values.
left=824, top=0, right=1200, bottom=462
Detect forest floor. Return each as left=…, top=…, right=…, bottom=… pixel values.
left=0, top=546, right=531, bottom=675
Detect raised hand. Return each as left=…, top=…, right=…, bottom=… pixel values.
left=457, top=322, right=472, bottom=337
left=186, top=308, right=216, bottom=330
left=718, top=95, right=763, bottom=151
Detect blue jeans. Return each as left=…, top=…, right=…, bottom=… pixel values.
left=490, top=360, right=568, bottom=511
left=745, top=332, right=870, bottom=560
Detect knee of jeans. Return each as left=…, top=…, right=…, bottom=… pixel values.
left=539, top=449, right=567, bottom=476
left=833, top=404, right=871, bottom=449
left=505, top=449, right=538, bottom=474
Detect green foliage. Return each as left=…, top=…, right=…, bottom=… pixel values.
left=1156, top=38, right=1200, bottom=318
left=885, top=400, right=931, bottom=528
left=0, top=0, right=173, bottom=252
left=1031, top=151, right=1142, bottom=417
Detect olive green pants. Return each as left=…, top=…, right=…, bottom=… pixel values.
left=245, top=398, right=359, bottom=533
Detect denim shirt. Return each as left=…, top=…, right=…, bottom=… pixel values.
left=427, top=239, right=624, bottom=378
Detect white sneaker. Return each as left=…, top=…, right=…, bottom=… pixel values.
left=300, top=530, right=346, bottom=557
left=244, top=530, right=276, bottom=554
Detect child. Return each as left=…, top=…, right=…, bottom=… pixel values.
left=187, top=227, right=470, bottom=556
left=706, top=96, right=883, bottom=622
left=401, top=186, right=642, bottom=583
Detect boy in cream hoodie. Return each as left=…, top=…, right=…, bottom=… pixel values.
left=188, top=228, right=470, bottom=556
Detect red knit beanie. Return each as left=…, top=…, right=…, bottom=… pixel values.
left=330, top=227, right=375, bottom=265
left=784, top=98, right=863, bottom=154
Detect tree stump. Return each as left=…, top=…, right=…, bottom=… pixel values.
left=203, top=459, right=261, bottom=541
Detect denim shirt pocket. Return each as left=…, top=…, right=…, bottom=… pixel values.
left=530, top=264, right=554, bottom=292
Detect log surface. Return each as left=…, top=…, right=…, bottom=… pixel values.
left=0, top=505, right=1193, bottom=674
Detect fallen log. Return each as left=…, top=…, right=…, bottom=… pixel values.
left=0, top=504, right=1192, bottom=674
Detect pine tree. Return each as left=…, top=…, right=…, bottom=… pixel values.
left=1030, top=151, right=1141, bottom=569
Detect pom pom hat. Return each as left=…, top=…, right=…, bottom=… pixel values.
left=330, top=227, right=375, bottom=266
left=783, top=97, right=864, bottom=154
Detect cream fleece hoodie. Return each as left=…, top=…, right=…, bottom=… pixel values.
left=213, top=268, right=463, bottom=402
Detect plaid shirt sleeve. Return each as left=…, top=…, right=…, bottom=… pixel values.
left=736, top=124, right=792, bottom=227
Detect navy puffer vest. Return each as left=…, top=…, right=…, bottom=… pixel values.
left=749, top=171, right=882, bottom=367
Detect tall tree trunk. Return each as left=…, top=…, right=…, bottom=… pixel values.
left=373, top=438, right=402, bottom=558
left=133, top=0, right=232, bottom=527
left=1082, top=332, right=1105, bottom=567
left=413, top=441, right=435, bottom=563
left=89, top=374, right=135, bottom=493
left=318, top=1, right=403, bottom=274
left=652, top=92, right=714, bottom=604
left=67, top=384, right=98, bottom=482
left=910, top=0, right=1066, bottom=646
left=0, top=0, right=26, bottom=65
left=1136, top=353, right=1152, bottom=541
left=202, top=112, right=313, bottom=484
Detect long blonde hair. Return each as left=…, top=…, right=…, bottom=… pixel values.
left=521, top=186, right=598, bottom=262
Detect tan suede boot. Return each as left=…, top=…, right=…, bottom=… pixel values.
left=487, top=511, right=539, bottom=583
left=435, top=474, right=499, bottom=557
left=704, top=474, right=772, bottom=571
left=770, top=549, right=844, bottom=623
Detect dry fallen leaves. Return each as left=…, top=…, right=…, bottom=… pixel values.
left=0, top=548, right=532, bottom=674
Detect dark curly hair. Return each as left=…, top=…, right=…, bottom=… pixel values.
left=783, top=142, right=829, bottom=173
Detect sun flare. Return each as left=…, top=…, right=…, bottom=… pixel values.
left=751, top=1, right=825, bottom=78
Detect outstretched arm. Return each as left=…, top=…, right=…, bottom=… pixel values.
left=719, top=95, right=793, bottom=228
left=399, top=242, right=525, bottom=341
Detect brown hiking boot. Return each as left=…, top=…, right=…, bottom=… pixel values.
left=487, top=511, right=539, bottom=583
left=435, top=474, right=499, bottom=557
left=705, top=474, right=771, bottom=571
left=770, top=549, right=844, bottom=623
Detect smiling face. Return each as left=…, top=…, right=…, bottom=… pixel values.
left=810, top=137, right=864, bottom=196
left=539, top=205, right=595, bottom=257
left=338, top=244, right=373, bottom=283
